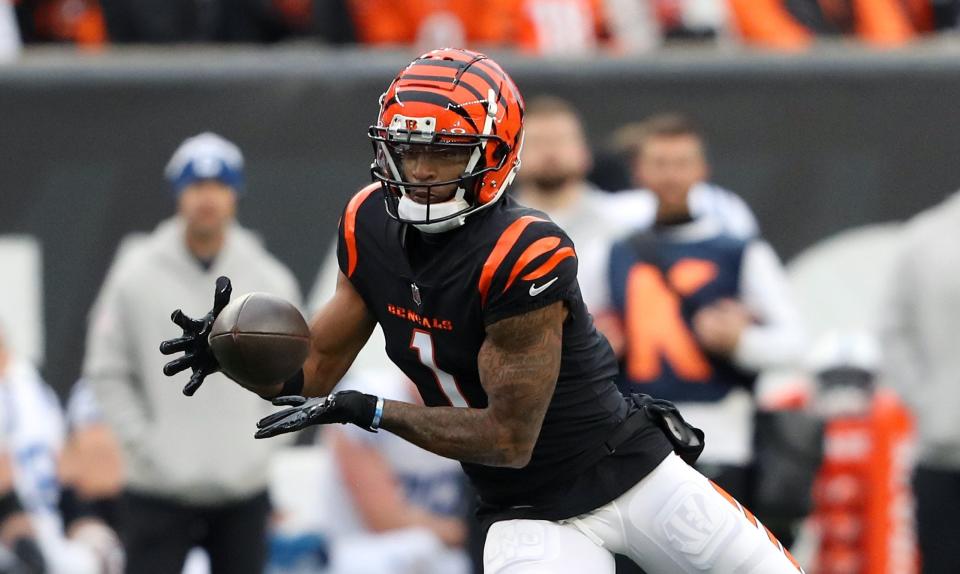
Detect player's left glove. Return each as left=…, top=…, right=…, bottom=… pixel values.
left=159, top=276, right=232, bottom=396
left=254, top=391, right=382, bottom=439
left=632, top=393, right=705, bottom=466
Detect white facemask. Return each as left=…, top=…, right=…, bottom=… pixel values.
left=397, top=194, right=471, bottom=234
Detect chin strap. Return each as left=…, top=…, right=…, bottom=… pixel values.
left=397, top=195, right=471, bottom=233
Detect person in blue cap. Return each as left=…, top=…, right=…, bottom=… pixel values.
left=163, top=132, right=246, bottom=270
left=83, top=132, right=302, bottom=574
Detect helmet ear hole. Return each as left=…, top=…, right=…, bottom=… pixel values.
left=491, top=141, right=509, bottom=164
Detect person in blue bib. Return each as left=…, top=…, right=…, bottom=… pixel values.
left=607, top=113, right=806, bottom=509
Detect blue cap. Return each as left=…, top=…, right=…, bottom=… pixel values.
left=164, top=132, right=245, bottom=195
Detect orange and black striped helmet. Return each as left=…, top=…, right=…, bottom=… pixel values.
left=369, top=48, right=525, bottom=228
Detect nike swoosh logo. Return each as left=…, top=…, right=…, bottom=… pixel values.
left=529, top=277, right=559, bottom=296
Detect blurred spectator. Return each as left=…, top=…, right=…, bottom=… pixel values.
left=14, top=0, right=340, bottom=44
left=0, top=327, right=47, bottom=573
left=83, top=132, right=301, bottom=574
left=318, top=370, right=470, bottom=574
left=347, top=0, right=663, bottom=55
left=728, top=0, right=927, bottom=50
left=97, top=0, right=305, bottom=43
left=512, top=96, right=623, bottom=319
left=59, top=379, right=123, bottom=537
left=511, top=0, right=613, bottom=55
left=609, top=119, right=759, bottom=240
left=346, top=0, right=511, bottom=50
left=931, top=0, right=960, bottom=29
left=597, top=114, right=759, bottom=356
left=0, top=0, right=20, bottom=61
left=646, top=0, right=729, bottom=41
left=606, top=112, right=805, bottom=512
left=13, top=0, right=105, bottom=46
left=880, top=189, right=960, bottom=574
left=0, top=326, right=123, bottom=573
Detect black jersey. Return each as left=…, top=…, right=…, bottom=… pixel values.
left=337, top=184, right=672, bottom=524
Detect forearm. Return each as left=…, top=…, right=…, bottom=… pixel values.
left=301, top=271, right=377, bottom=397
left=381, top=306, right=563, bottom=466
left=380, top=402, right=523, bottom=467
left=301, top=348, right=356, bottom=397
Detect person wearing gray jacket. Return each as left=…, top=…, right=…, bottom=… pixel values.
left=880, top=189, right=960, bottom=574
left=83, top=133, right=301, bottom=574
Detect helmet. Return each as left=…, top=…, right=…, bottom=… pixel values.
left=806, top=331, right=881, bottom=376
left=369, top=48, right=525, bottom=233
left=806, top=331, right=879, bottom=417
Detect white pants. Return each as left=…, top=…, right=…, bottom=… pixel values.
left=484, top=453, right=804, bottom=574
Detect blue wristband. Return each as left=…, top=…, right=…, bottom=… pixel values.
left=370, top=397, right=385, bottom=432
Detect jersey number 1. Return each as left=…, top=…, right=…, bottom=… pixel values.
left=410, top=329, right=470, bottom=408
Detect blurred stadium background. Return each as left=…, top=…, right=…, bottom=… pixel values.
left=6, top=47, right=960, bottom=384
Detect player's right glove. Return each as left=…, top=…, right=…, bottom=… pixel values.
left=632, top=393, right=705, bottom=465
left=159, top=276, right=232, bottom=396
left=254, top=391, right=382, bottom=439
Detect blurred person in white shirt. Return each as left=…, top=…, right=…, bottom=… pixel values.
left=0, top=1, right=20, bottom=63
left=315, top=369, right=470, bottom=574
left=0, top=326, right=122, bottom=573
left=512, top=96, right=625, bottom=335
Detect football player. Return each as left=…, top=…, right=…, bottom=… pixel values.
left=162, top=48, right=804, bottom=573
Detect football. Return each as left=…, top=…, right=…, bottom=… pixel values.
left=209, top=292, right=310, bottom=388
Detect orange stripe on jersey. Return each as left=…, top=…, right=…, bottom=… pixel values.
left=504, top=236, right=561, bottom=292
left=478, top=215, right=546, bottom=306
left=521, top=247, right=576, bottom=281
left=344, top=184, right=380, bottom=278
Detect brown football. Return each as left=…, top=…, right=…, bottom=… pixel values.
left=209, top=292, right=310, bottom=388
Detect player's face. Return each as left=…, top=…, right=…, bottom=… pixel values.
left=396, top=144, right=472, bottom=204
left=518, top=112, right=591, bottom=193
left=636, top=134, right=708, bottom=221
left=177, top=180, right=237, bottom=237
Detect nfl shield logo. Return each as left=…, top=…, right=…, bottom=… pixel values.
left=411, top=283, right=422, bottom=307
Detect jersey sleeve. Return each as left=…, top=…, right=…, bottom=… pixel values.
left=480, top=218, right=580, bottom=326
left=336, top=211, right=349, bottom=277
left=336, top=184, right=381, bottom=280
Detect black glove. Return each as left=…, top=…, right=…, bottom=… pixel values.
left=159, top=276, right=232, bottom=396
left=254, top=391, right=380, bottom=439
left=632, top=393, right=705, bottom=466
